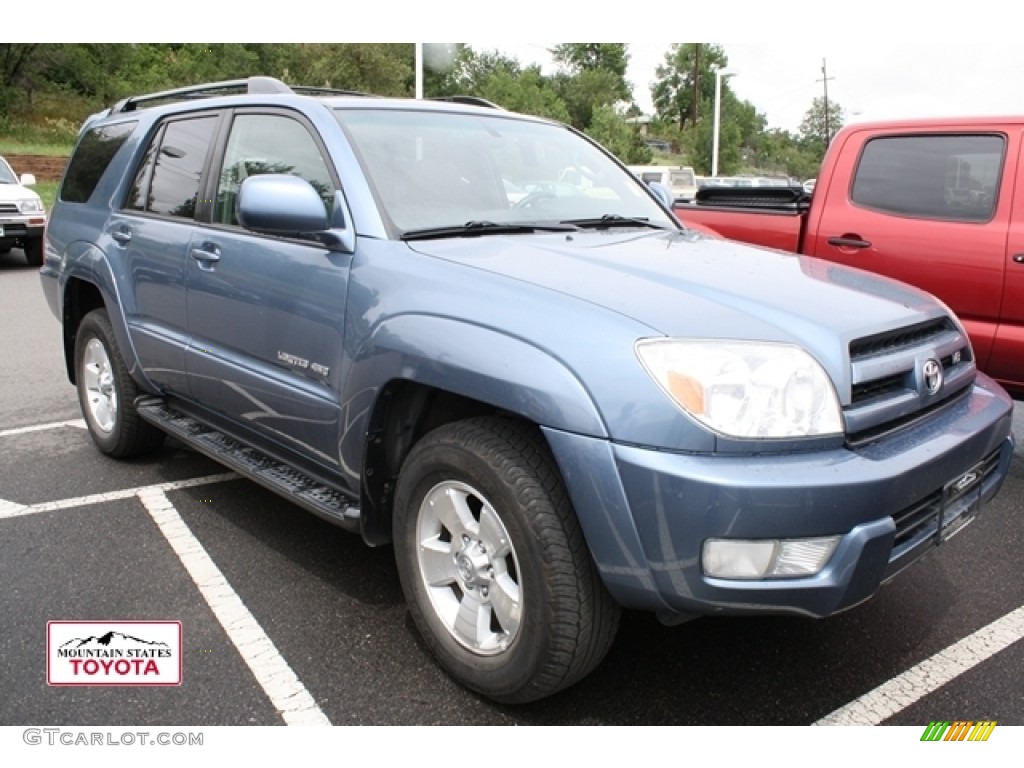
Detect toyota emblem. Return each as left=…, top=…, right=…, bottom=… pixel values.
left=922, top=358, right=943, bottom=395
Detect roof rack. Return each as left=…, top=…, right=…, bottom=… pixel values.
left=108, top=76, right=371, bottom=115
left=428, top=95, right=503, bottom=110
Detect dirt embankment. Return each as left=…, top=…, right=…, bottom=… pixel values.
left=5, top=154, right=68, bottom=182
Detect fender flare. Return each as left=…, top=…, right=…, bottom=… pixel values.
left=60, top=241, right=155, bottom=393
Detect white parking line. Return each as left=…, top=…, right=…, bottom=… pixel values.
left=0, top=419, right=86, bottom=437
left=815, top=604, right=1024, bottom=725
left=137, top=488, right=331, bottom=726
left=0, top=474, right=238, bottom=520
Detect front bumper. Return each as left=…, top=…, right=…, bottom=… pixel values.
left=0, top=212, right=46, bottom=245
left=543, top=375, right=1014, bottom=621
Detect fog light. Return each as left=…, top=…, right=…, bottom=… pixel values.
left=773, top=538, right=839, bottom=576
left=703, top=536, right=839, bottom=579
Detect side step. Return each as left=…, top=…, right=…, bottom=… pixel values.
left=136, top=397, right=361, bottom=533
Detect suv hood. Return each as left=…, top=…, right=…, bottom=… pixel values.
left=408, top=230, right=949, bottom=373
left=0, top=182, right=41, bottom=203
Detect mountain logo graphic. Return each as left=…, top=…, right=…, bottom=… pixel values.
left=60, top=631, right=171, bottom=650
left=47, top=621, right=183, bottom=687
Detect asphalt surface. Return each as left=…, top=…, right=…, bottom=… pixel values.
left=2, top=246, right=1023, bottom=727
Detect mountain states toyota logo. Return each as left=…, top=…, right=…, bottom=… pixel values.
left=47, top=621, right=182, bottom=686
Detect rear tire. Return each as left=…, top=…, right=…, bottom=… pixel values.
left=393, top=416, right=620, bottom=703
left=74, top=309, right=165, bottom=458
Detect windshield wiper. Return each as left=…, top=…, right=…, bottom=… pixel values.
left=402, top=220, right=579, bottom=241
left=560, top=214, right=671, bottom=230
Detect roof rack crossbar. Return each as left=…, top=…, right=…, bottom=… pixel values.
left=110, top=76, right=295, bottom=114
left=428, top=95, right=503, bottom=110
left=289, top=85, right=374, bottom=98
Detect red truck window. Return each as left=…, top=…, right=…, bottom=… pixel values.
left=851, top=134, right=1004, bottom=223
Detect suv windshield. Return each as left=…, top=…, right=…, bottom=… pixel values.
left=334, top=108, right=677, bottom=235
left=0, top=157, right=18, bottom=184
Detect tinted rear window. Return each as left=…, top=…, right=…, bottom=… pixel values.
left=61, top=121, right=137, bottom=203
left=851, top=134, right=1004, bottom=222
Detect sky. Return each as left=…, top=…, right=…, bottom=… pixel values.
left=477, top=40, right=1024, bottom=134
left=24, top=0, right=1023, bottom=136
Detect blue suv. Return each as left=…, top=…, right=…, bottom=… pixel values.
left=40, top=77, right=1014, bottom=703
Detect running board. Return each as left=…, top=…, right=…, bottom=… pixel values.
left=136, top=398, right=361, bottom=533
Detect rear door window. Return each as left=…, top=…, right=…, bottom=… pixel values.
left=851, top=134, right=1004, bottom=222
left=125, top=115, right=219, bottom=219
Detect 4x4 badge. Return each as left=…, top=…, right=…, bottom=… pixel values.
left=922, top=358, right=943, bottom=395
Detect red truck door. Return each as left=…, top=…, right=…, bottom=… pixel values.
left=991, top=128, right=1024, bottom=393
left=805, top=126, right=1017, bottom=384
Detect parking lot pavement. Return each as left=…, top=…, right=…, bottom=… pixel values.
left=2, top=259, right=1023, bottom=727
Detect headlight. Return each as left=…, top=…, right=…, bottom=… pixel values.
left=18, top=198, right=45, bottom=214
left=636, top=338, right=843, bottom=438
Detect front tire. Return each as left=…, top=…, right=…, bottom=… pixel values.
left=393, top=417, right=620, bottom=703
left=74, top=309, right=165, bottom=458
left=23, top=238, right=43, bottom=266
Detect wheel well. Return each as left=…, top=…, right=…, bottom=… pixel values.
left=62, top=278, right=106, bottom=384
left=359, top=381, right=534, bottom=545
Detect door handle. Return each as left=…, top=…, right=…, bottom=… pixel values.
left=1013, top=254, right=1024, bottom=264
left=190, top=245, right=221, bottom=264
left=111, top=228, right=132, bottom=245
left=827, top=236, right=872, bottom=249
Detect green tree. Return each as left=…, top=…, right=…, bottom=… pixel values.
left=799, top=96, right=845, bottom=154
left=549, top=43, right=633, bottom=131
left=423, top=45, right=522, bottom=98
left=476, top=68, right=571, bottom=123
left=652, top=43, right=727, bottom=130
left=585, top=104, right=652, bottom=164
left=550, top=43, right=630, bottom=103
left=550, top=69, right=628, bottom=131
left=688, top=109, right=742, bottom=176
left=281, top=43, right=412, bottom=96
left=1, top=43, right=39, bottom=97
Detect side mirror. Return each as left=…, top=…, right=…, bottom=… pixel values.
left=238, top=174, right=329, bottom=234
left=237, top=174, right=353, bottom=253
left=20, top=173, right=37, bottom=187
left=646, top=180, right=673, bottom=209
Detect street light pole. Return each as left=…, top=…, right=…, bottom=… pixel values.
left=712, top=68, right=735, bottom=177
left=415, top=43, right=424, bottom=99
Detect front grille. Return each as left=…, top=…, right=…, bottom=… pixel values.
left=851, top=372, right=904, bottom=405
left=844, top=316, right=975, bottom=443
left=0, top=203, right=19, bottom=214
left=849, top=318, right=952, bottom=359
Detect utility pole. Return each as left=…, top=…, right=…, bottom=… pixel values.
left=818, top=58, right=835, bottom=146
left=692, top=43, right=701, bottom=126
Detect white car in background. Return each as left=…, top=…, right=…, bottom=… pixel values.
left=0, top=155, right=47, bottom=266
left=628, top=165, right=699, bottom=203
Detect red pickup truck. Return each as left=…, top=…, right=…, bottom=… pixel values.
left=674, top=116, right=1024, bottom=397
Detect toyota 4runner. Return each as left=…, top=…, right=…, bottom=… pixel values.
left=40, top=77, right=1014, bottom=704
